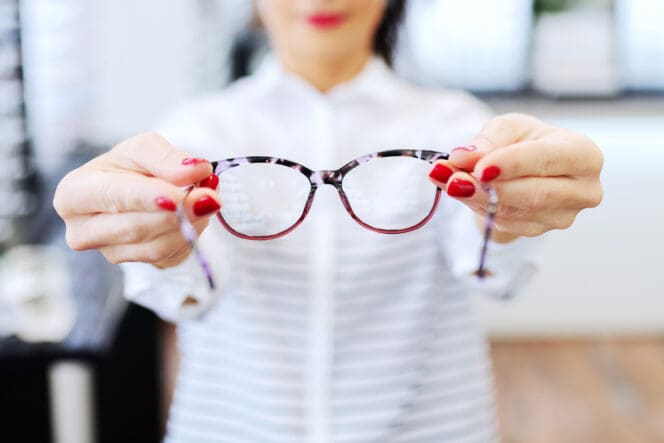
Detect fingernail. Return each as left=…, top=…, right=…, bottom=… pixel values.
left=451, top=145, right=477, bottom=154
left=193, top=196, right=220, bottom=216
left=200, top=173, right=219, bottom=190
left=447, top=179, right=476, bottom=198
left=429, top=164, right=454, bottom=184
left=481, top=165, right=501, bottom=182
left=182, top=157, right=208, bottom=166
left=155, top=196, right=176, bottom=212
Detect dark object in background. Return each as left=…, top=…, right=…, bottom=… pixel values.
left=1, top=206, right=163, bottom=443
left=534, top=0, right=578, bottom=14
left=229, top=29, right=267, bottom=82
left=0, top=303, right=162, bottom=443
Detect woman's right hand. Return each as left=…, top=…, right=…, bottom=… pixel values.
left=53, top=133, right=221, bottom=269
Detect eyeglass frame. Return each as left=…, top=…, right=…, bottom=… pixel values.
left=211, top=149, right=448, bottom=240
left=176, top=149, right=498, bottom=289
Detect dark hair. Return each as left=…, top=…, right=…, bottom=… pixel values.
left=373, top=0, right=407, bottom=66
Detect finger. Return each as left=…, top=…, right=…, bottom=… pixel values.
left=473, top=135, right=599, bottom=183
left=449, top=113, right=542, bottom=171
left=57, top=171, right=185, bottom=215
left=64, top=211, right=180, bottom=251
left=428, top=159, right=464, bottom=187
left=59, top=168, right=222, bottom=216
left=491, top=176, right=602, bottom=216
left=491, top=219, right=551, bottom=238
left=110, top=132, right=213, bottom=186
left=494, top=207, right=581, bottom=236
left=77, top=196, right=214, bottom=253
left=100, top=229, right=192, bottom=265
left=442, top=171, right=489, bottom=210
left=183, top=187, right=222, bottom=220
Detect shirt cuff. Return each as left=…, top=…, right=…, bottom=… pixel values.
left=120, top=253, right=215, bottom=322
left=452, top=235, right=542, bottom=299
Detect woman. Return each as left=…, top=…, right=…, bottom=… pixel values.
left=54, top=1, right=604, bottom=442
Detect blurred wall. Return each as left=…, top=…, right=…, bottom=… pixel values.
left=87, top=0, right=201, bottom=145
left=83, top=0, right=250, bottom=146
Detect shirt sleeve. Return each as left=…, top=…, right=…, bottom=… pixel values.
left=120, top=255, right=216, bottom=322
left=436, top=198, right=542, bottom=300
left=120, top=98, right=227, bottom=322
left=431, top=90, right=542, bottom=299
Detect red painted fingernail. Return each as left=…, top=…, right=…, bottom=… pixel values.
left=481, top=166, right=501, bottom=182
left=447, top=179, right=476, bottom=198
left=451, top=145, right=477, bottom=154
left=155, top=197, right=176, bottom=212
left=182, top=157, right=208, bottom=166
left=429, top=164, right=454, bottom=184
left=200, top=173, right=219, bottom=190
left=193, top=196, right=220, bottom=216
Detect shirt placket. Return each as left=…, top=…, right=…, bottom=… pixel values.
left=306, top=97, right=336, bottom=443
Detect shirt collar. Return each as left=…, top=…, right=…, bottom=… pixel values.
left=249, top=53, right=401, bottom=105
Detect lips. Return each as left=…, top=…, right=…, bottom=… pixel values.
left=306, top=13, right=345, bottom=28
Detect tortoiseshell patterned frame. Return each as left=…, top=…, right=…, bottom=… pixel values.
left=210, top=149, right=450, bottom=240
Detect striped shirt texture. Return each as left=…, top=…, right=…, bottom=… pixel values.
left=122, top=56, right=538, bottom=443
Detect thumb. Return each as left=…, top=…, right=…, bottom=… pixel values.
left=449, top=113, right=533, bottom=174
left=112, top=132, right=213, bottom=186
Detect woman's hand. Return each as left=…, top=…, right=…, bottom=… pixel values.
left=53, top=133, right=221, bottom=268
left=429, top=113, right=604, bottom=242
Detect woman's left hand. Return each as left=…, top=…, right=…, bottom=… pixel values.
left=429, top=113, right=604, bottom=243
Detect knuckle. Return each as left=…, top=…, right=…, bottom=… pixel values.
left=52, top=193, right=66, bottom=218
left=586, top=187, right=604, bottom=208
left=120, top=218, right=165, bottom=244
left=117, top=132, right=168, bottom=156
left=529, top=186, right=551, bottom=212
left=539, top=148, right=558, bottom=175
left=588, top=145, right=605, bottom=175
left=142, top=250, right=163, bottom=265
left=134, top=132, right=167, bottom=147
left=117, top=225, right=143, bottom=244
left=107, top=256, right=123, bottom=265
left=502, top=220, right=544, bottom=237
left=65, top=229, right=86, bottom=251
left=169, top=242, right=192, bottom=262
left=553, top=213, right=576, bottom=230
left=499, top=112, right=525, bottom=123
left=567, top=134, right=604, bottom=177
left=522, top=222, right=546, bottom=237
left=63, top=220, right=96, bottom=252
left=53, top=171, right=78, bottom=217
left=497, top=112, right=537, bottom=129
left=143, top=239, right=180, bottom=264
left=101, top=249, right=124, bottom=265
left=496, top=204, right=521, bottom=219
left=100, top=179, right=119, bottom=213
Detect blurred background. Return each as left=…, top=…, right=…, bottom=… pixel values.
left=0, top=0, right=662, bottom=442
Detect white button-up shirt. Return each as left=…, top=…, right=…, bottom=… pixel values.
left=122, top=56, right=538, bottom=443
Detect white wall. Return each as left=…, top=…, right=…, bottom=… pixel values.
left=87, top=0, right=200, bottom=145
left=85, top=0, right=251, bottom=146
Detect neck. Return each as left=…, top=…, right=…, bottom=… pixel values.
left=279, top=50, right=372, bottom=93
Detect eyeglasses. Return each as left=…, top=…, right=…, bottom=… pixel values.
left=176, top=150, right=498, bottom=289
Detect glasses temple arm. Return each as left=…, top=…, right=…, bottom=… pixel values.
left=477, top=185, right=498, bottom=279
left=176, top=186, right=216, bottom=290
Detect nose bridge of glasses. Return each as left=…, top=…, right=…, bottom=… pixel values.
left=311, top=169, right=343, bottom=189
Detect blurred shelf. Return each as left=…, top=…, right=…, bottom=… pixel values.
left=480, top=92, right=664, bottom=118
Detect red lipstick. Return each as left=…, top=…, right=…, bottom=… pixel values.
left=306, top=13, right=345, bottom=28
